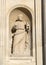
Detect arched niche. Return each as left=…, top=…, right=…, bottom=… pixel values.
left=9, top=6, right=33, bottom=57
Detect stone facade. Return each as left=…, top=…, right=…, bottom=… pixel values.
left=0, top=0, right=43, bottom=65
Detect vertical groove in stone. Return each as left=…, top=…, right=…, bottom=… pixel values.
left=0, top=1, right=2, bottom=65
left=0, top=0, right=6, bottom=65
left=1, top=0, right=6, bottom=64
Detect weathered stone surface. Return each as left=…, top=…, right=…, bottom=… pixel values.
left=0, top=0, right=43, bottom=65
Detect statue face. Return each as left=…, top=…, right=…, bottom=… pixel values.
left=18, top=14, right=23, bottom=20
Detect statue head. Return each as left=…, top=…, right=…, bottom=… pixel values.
left=18, top=14, right=23, bottom=20
left=16, top=14, right=23, bottom=21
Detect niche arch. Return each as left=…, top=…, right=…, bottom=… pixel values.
left=9, top=5, right=33, bottom=57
